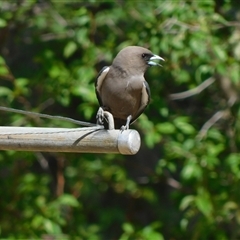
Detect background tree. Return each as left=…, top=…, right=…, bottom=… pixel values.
left=0, top=1, right=240, bottom=239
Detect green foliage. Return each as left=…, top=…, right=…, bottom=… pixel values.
left=0, top=0, right=240, bottom=239
left=120, top=222, right=164, bottom=240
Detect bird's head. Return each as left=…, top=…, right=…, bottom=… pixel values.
left=112, top=46, right=164, bottom=74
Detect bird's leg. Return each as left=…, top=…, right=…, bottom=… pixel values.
left=120, top=115, right=132, bottom=131
left=96, top=107, right=105, bottom=125
left=103, top=111, right=115, bottom=130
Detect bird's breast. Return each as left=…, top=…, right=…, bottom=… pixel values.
left=100, top=75, right=144, bottom=119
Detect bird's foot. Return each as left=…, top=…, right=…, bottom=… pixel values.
left=96, top=107, right=105, bottom=125
left=96, top=107, right=115, bottom=130
left=120, top=125, right=129, bottom=131
left=120, top=115, right=132, bottom=132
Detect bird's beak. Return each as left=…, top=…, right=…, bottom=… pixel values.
left=148, top=55, right=165, bottom=66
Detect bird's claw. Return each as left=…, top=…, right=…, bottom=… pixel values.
left=120, top=124, right=129, bottom=132
left=96, top=107, right=115, bottom=130
left=96, top=107, right=105, bottom=125
left=120, top=115, right=132, bottom=132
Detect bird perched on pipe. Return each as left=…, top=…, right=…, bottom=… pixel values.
left=95, top=46, right=164, bottom=130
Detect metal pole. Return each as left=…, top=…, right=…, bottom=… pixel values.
left=0, top=127, right=141, bottom=155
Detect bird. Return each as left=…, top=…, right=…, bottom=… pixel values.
left=95, top=46, right=164, bottom=130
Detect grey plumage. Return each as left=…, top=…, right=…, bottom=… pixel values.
left=95, top=46, right=164, bottom=129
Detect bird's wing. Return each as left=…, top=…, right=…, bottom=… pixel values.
left=131, top=80, right=151, bottom=124
left=95, top=66, right=110, bottom=106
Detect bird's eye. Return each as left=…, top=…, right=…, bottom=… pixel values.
left=142, top=53, right=146, bottom=58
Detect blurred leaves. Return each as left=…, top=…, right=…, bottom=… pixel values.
left=0, top=0, right=240, bottom=239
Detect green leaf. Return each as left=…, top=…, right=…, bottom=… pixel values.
left=173, top=118, right=195, bottom=135
left=0, top=18, right=7, bottom=27
left=140, top=222, right=164, bottom=240
left=181, top=160, right=202, bottom=180
left=44, top=218, right=62, bottom=234
left=180, top=195, right=195, bottom=210
left=57, top=194, right=79, bottom=207
left=230, top=62, right=240, bottom=84
left=213, top=45, right=227, bottom=61
left=0, top=55, right=6, bottom=64
left=195, top=187, right=213, bottom=219
left=207, top=143, right=224, bottom=157
left=212, top=13, right=229, bottom=25
left=141, top=231, right=164, bottom=240
left=156, top=122, right=176, bottom=134
left=223, top=201, right=238, bottom=211
left=122, top=223, right=134, bottom=234
left=64, top=41, right=77, bottom=58
left=0, top=86, right=12, bottom=97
